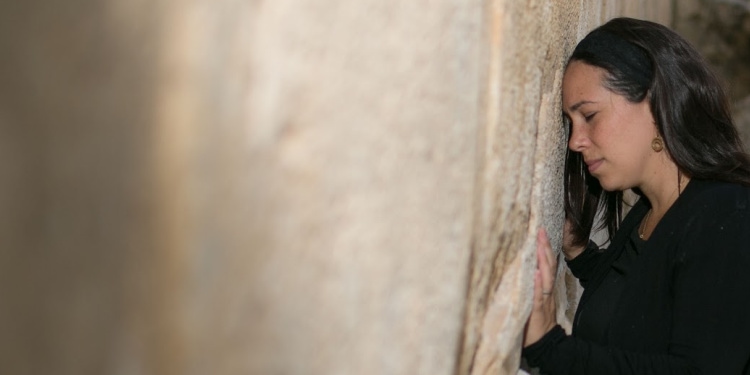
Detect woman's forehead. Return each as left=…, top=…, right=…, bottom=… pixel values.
left=562, top=62, right=608, bottom=109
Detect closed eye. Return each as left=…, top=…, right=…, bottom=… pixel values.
left=584, top=112, right=597, bottom=121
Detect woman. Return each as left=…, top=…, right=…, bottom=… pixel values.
left=523, top=17, right=750, bottom=374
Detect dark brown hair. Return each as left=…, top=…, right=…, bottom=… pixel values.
left=565, top=17, right=750, bottom=246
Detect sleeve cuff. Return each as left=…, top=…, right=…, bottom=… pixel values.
left=522, top=325, right=568, bottom=368
left=565, top=240, right=600, bottom=273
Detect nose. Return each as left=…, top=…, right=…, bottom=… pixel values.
left=568, top=123, right=589, bottom=152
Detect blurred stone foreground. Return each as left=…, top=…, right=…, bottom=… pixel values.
left=4, top=1, right=744, bottom=375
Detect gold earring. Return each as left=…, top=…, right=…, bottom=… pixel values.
left=651, top=136, right=664, bottom=152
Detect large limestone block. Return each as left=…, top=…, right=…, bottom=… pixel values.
left=0, top=2, right=174, bottom=375
left=2, top=1, right=480, bottom=374
left=0, top=1, right=672, bottom=375
left=244, top=1, right=481, bottom=374
left=458, top=1, right=672, bottom=374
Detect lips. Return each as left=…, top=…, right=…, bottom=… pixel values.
left=585, top=159, right=603, bottom=173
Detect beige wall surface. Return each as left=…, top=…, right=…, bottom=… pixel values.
left=0, top=1, right=671, bottom=375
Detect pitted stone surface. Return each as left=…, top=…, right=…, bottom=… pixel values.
left=0, top=1, right=672, bottom=375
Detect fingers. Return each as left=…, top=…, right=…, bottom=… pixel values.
left=539, top=228, right=554, bottom=268
left=532, top=269, right=542, bottom=302
left=524, top=228, right=559, bottom=347
left=536, top=228, right=557, bottom=298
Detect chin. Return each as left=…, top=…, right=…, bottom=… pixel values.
left=594, top=177, right=624, bottom=192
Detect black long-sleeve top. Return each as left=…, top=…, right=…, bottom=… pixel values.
left=523, top=179, right=750, bottom=374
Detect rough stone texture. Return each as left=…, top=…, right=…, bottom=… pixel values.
left=0, top=1, right=670, bottom=375
left=674, top=0, right=750, bottom=147
left=464, top=2, right=672, bottom=374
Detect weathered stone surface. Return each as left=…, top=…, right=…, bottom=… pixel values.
left=461, top=2, right=672, bottom=374
left=675, top=0, right=750, bottom=101
left=674, top=0, right=750, bottom=145
left=0, top=1, right=671, bottom=375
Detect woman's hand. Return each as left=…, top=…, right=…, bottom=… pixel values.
left=562, top=218, right=586, bottom=260
left=523, top=228, right=559, bottom=347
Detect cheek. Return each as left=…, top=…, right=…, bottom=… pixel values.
left=607, top=133, right=653, bottom=174
left=588, top=126, right=612, bottom=148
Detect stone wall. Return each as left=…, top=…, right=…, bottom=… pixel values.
left=674, top=0, right=750, bottom=149
left=0, top=1, right=671, bottom=375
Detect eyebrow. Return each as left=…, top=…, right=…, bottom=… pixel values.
left=565, top=100, right=596, bottom=113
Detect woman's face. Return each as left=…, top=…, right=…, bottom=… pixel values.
left=562, top=61, right=659, bottom=191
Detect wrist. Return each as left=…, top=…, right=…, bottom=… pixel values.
left=523, top=321, right=559, bottom=348
left=562, top=243, right=585, bottom=259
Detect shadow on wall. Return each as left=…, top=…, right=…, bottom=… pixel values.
left=674, top=0, right=750, bottom=148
